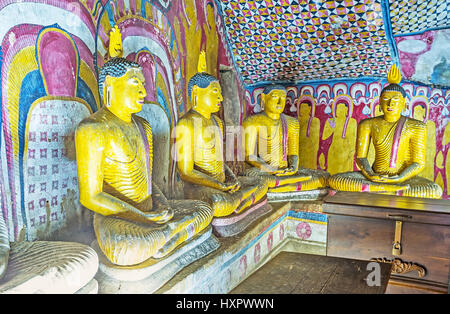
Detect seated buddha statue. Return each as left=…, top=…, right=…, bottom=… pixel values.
left=329, top=65, right=442, bottom=199
left=175, top=52, right=269, bottom=223
left=75, top=53, right=214, bottom=266
left=243, top=85, right=329, bottom=199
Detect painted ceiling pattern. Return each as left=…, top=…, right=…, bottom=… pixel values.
left=389, top=0, right=450, bottom=35
left=217, top=0, right=450, bottom=87
left=218, top=0, right=393, bottom=86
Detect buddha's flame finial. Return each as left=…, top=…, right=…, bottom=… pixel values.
left=109, top=25, right=123, bottom=58
left=198, top=50, right=207, bottom=73
left=387, top=64, right=401, bottom=85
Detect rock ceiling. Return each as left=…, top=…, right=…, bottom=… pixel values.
left=217, top=0, right=450, bottom=88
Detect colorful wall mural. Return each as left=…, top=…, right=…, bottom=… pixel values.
left=216, top=0, right=395, bottom=86
left=0, top=0, right=231, bottom=241
left=390, top=0, right=450, bottom=87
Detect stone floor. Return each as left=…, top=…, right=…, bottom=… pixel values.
left=230, top=251, right=391, bottom=294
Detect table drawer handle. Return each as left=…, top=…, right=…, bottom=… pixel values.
left=387, top=214, right=413, bottom=220
left=371, top=258, right=426, bottom=278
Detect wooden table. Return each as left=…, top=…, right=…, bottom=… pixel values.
left=230, top=251, right=392, bottom=294
left=323, top=191, right=450, bottom=294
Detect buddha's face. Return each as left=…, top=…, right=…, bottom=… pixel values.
left=193, top=81, right=223, bottom=114
left=413, top=105, right=426, bottom=122
left=380, top=90, right=405, bottom=122
left=263, top=89, right=287, bottom=115
left=106, top=68, right=147, bottom=114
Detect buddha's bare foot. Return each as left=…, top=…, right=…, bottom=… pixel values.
left=153, top=232, right=184, bottom=259
left=142, top=208, right=173, bottom=224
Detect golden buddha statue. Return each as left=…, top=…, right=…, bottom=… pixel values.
left=329, top=65, right=442, bottom=199
left=75, top=33, right=213, bottom=266
left=175, top=52, right=268, bottom=220
left=243, top=85, right=329, bottom=196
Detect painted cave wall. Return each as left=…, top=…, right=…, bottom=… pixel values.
left=0, top=0, right=232, bottom=241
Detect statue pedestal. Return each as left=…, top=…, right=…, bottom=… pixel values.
left=267, top=188, right=329, bottom=203
left=0, top=241, right=99, bottom=294
left=212, top=199, right=273, bottom=237
left=92, top=226, right=219, bottom=294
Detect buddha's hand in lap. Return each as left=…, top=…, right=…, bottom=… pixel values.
left=220, top=181, right=240, bottom=193
left=368, top=173, right=404, bottom=184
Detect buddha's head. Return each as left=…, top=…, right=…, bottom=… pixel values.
left=188, top=72, right=223, bottom=114
left=413, top=104, right=426, bottom=122
left=379, top=87, right=406, bottom=122
left=262, top=85, right=287, bottom=117
left=380, top=64, right=406, bottom=122
left=99, top=57, right=147, bottom=115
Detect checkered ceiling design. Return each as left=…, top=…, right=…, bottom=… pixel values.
left=389, top=0, right=450, bottom=36
left=218, top=0, right=394, bottom=86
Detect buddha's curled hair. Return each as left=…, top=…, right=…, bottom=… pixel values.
left=262, top=84, right=286, bottom=95
left=381, top=83, right=406, bottom=98
left=187, top=72, right=218, bottom=101
left=98, top=57, right=142, bottom=101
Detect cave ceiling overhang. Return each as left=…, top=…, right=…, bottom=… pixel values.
left=216, top=0, right=450, bottom=89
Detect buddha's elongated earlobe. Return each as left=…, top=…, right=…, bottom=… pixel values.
left=106, top=86, right=112, bottom=108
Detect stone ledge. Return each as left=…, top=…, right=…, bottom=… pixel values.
left=156, top=201, right=328, bottom=294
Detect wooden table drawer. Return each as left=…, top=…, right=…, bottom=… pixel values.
left=326, top=214, right=450, bottom=285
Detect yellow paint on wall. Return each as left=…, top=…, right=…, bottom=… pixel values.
left=298, top=102, right=320, bottom=169
left=157, top=72, right=170, bottom=113
left=79, top=60, right=99, bottom=109
left=436, top=151, right=443, bottom=169
left=367, top=104, right=383, bottom=166
left=183, top=0, right=203, bottom=107
left=322, top=103, right=357, bottom=175
left=145, top=1, right=153, bottom=22
left=99, top=14, right=112, bottom=54
left=319, top=152, right=326, bottom=170
left=413, top=105, right=436, bottom=182
left=6, top=46, right=38, bottom=162
left=204, top=4, right=219, bottom=79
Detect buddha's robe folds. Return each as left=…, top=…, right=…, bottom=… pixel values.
left=329, top=116, right=442, bottom=199
left=178, top=111, right=268, bottom=218
left=77, top=109, right=213, bottom=266
left=243, top=113, right=329, bottom=193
